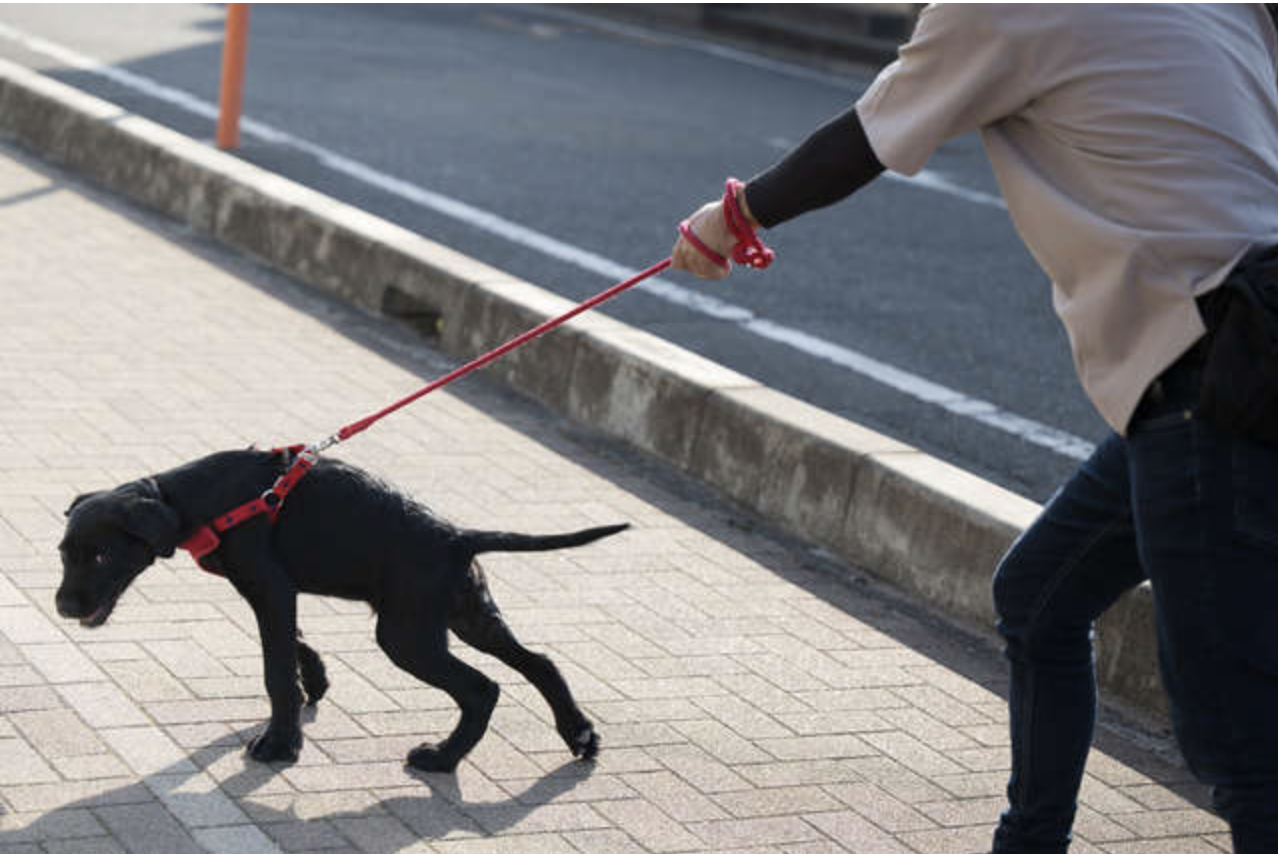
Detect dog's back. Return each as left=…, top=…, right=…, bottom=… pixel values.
left=272, top=456, right=626, bottom=606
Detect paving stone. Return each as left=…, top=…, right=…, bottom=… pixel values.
left=1101, top=842, right=1224, bottom=854
left=713, top=785, right=843, bottom=819
left=191, top=824, right=283, bottom=854
left=0, top=738, right=58, bottom=785
left=102, top=657, right=194, bottom=702
left=0, top=665, right=42, bottom=689
left=1072, top=804, right=1138, bottom=844
left=80, top=641, right=149, bottom=662
left=0, top=606, right=66, bottom=644
left=431, top=834, right=577, bottom=853
left=17, top=642, right=103, bottom=683
left=804, top=810, right=915, bottom=854
left=145, top=771, right=250, bottom=828
left=0, top=684, right=63, bottom=712
left=897, top=823, right=1006, bottom=854
left=915, top=795, right=1004, bottom=829
left=9, top=707, right=105, bottom=758
left=822, top=782, right=936, bottom=832
left=463, top=801, right=609, bottom=836
left=98, top=725, right=197, bottom=776
left=861, top=731, right=968, bottom=777
left=2, top=779, right=153, bottom=814
left=593, top=799, right=702, bottom=852
left=1113, top=808, right=1230, bottom=838
left=0, top=807, right=103, bottom=843
left=50, top=752, right=132, bottom=780
left=260, top=818, right=352, bottom=852
left=92, top=803, right=205, bottom=854
left=56, top=681, right=148, bottom=727
left=621, top=770, right=729, bottom=822
left=687, top=814, right=825, bottom=849
left=559, top=828, right=648, bottom=854
left=42, top=839, right=128, bottom=854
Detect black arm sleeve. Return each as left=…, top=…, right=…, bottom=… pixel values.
left=744, top=106, right=885, bottom=229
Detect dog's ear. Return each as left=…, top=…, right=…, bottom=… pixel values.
left=64, top=491, right=100, bottom=518
left=120, top=494, right=181, bottom=558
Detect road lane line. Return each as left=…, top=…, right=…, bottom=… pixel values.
left=0, top=20, right=1096, bottom=462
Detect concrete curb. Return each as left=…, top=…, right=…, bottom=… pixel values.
left=0, top=59, right=1166, bottom=720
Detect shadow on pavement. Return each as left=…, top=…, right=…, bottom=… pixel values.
left=0, top=714, right=596, bottom=850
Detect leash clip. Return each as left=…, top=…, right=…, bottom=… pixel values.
left=308, top=433, right=341, bottom=456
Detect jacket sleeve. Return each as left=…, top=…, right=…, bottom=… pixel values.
left=855, top=4, right=1043, bottom=175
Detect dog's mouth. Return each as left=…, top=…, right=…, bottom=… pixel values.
left=77, top=576, right=134, bottom=628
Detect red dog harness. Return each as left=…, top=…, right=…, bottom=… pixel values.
left=179, top=180, right=773, bottom=574
left=178, top=444, right=311, bottom=571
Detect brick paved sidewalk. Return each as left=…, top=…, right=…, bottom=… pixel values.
left=0, top=143, right=1230, bottom=854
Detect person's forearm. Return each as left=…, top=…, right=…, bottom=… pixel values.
left=743, top=106, right=885, bottom=229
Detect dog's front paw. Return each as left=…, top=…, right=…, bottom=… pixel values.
left=406, top=743, right=460, bottom=774
left=562, top=722, right=600, bottom=761
left=247, top=725, right=301, bottom=764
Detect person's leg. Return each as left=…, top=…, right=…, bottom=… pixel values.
left=1128, top=411, right=1278, bottom=853
left=991, top=435, right=1148, bottom=853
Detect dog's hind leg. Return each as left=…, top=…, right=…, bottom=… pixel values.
left=297, top=635, right=328, bottom=706
left=449, top=563, right=599, bottom=761
left=376, top=615, right=499, bottom=773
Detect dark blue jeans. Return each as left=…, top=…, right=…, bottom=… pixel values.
left=991, top=354, right=1278, bottom=853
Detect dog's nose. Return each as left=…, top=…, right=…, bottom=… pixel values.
left=55, top=589, right=84, bottom=618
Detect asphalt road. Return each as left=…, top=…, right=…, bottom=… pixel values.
left=0, top=3, right=1109, bottom=501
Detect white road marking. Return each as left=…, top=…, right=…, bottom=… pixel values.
left=0, top=20, right=1095, bottom=462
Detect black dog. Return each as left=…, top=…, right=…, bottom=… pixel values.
left=55, top=448, right=626, bottom=772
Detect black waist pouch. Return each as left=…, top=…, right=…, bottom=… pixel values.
left=1199, top=246, right=1278, bottom=443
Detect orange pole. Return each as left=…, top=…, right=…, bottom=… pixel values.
left=216, top=4, right=250, bottom=149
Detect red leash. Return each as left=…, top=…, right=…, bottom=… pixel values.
left=180, top=180, right=772, bottom=570
left=337, top=257, right=671, bottom=443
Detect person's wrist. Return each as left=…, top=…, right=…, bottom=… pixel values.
left=737, top=184, right=762, bottom=230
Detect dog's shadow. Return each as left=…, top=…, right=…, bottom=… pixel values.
left=1, top=711, right=594, bottom=851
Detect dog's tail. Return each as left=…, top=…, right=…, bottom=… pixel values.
left=463, top=523, right=629, bottom=556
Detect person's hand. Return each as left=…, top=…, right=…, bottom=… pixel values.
left=672, top=199, right=734, bottom=281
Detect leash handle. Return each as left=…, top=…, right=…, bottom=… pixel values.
left=722, top=178, right=774, bottom=269
left=677, top=220, right=729, bottom=270
left=678, top=178, right=775, bottom=272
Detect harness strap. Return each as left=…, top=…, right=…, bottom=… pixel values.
left=178, top=445, right=307, bottom=574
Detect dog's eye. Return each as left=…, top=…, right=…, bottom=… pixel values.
left=92, top=550, right=107, bottom=567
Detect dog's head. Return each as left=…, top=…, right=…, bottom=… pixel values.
left=56, top=479, right=180, bottom=628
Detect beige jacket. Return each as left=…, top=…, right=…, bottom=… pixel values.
left=857, top=4, right=1278, bottom=433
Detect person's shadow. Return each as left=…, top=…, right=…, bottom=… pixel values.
left=0, top=708, right=594, bottom=851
